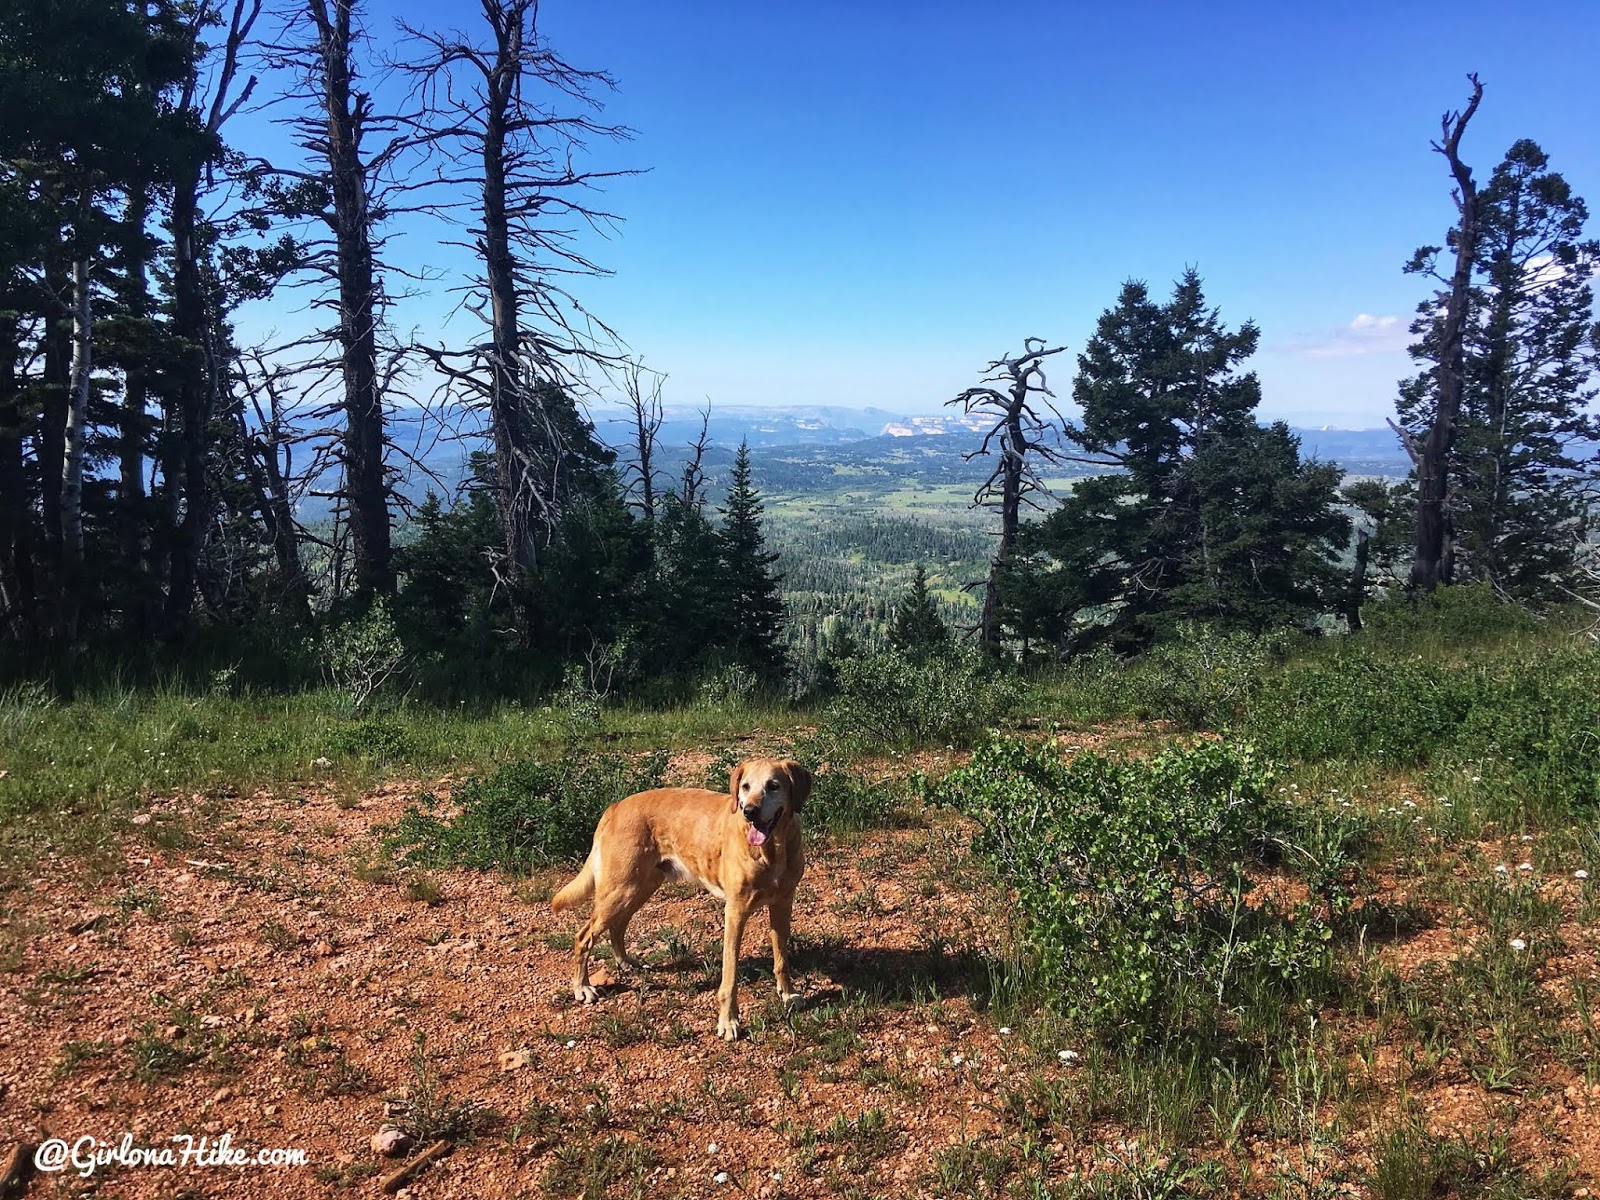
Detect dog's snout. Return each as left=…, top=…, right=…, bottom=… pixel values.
left=742, top=805, right=761, bottom=822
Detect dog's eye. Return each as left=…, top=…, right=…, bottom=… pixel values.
left=765, top=779, right=778, bottom=790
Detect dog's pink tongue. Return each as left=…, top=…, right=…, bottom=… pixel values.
left=747, top=825, right=767, bottom=847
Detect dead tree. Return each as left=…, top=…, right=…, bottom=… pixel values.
left=946, top=337, right=1069, bottom=657
left=262, top=0, right=415, bottom=601
left=405, top=0, right=635, bottom=582
left=620, top=359, right=664, bottom=520
left=1408, top=74, right=1485, bottom=593
left=680, top=404, right=711, bottom=510
left=162, top=0, right=261, bottom=635
left=231, top=349, right=316, bottom=623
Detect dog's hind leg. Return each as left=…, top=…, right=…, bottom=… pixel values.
left=606, top=873, right=663, bottom=971
left=571, top=914, right=603, bottom=1004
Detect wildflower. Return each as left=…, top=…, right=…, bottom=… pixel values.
left=1518, top=862, right=1533, bottom=872
left=1058, top=1049, right=1080, bottom=1063
left=1520, top=834, right=1534, bottom=843
left=1576, top=870, right=1590, bottom=880
left=565, top=1039, right=577, bottom=1049
left=714, top=1172, right=730, bottom=1184
left=707, top=1144, right=720, bottom=1155
left=1494, top=864, right=1509, bottom=874
left=951, top=1054, right=964, bottom=1066
left=1403, top=800, right=1417, bottom=809
left=998, top=1027, right=1012, bottom=1035
left=1509, top=938, right=1527, bottom=951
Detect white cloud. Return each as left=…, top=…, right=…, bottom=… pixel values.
left=1296, top=313, right=1411, bottom=359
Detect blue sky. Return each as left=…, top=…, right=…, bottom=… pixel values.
left=232, top=0, right=1600, bottom=427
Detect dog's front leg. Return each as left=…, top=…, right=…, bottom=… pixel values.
left=717, top=896, right=753, bottom=1040
left=769, top=894, right=801, bottom=1005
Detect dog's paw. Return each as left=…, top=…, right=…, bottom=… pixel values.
left=779, top=990, right=803, bottom=1007
left=574, top=984, right=600, bottom=1005
left=716, top=1014, right=742, bottom=1041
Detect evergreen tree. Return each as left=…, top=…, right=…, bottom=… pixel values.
left=1010, top=272, right=1348, bottom=650
left=888, top=565, right=950, bottom=658
left=717, top=440, right=785, bottom=675
left=1398, top=139, right=1599, bottom=600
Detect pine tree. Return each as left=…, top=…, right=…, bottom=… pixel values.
left=1011, top=272, right=1348, bottom=650
left=888, top=565, right=950, bottom=658
left=717, top=440, right=785, bottom=675
left=1399, top=138, right=1599, bottom=600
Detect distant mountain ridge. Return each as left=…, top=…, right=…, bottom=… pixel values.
left=350, top=405, right=1413, bottom=523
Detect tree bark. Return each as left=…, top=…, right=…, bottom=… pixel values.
left=0, top=310, right=37, bottom=640
left=162, top=163, right=211, bottom=636
left=39, top=253, right=70, bottom=572
left=1411, top=76, right=1483, bottom=593
left=1344, top=528, right=1369, bottom=633
left=62, top=255, right=92, bottom=567
left=308, top=0, right=393, bottom=599
left=120, top=188, right=151, bottom=632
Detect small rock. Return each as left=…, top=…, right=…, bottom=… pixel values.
left=213, top=1087, right=233, bottom=1103
left=371, top=1126, right=413, bottom=1158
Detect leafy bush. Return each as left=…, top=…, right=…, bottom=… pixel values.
left=387, top=749, right=666, bottom=873
left=1361, top=582, right=1541, bottom=648
left=1252, top=637, right=1600, bottom=818
left=804, top=768, right=918, bottom=835
left=939, top=736, right=1344, bottom=1044
left=325, top=718, right=414, bottom=764
left=1447, top=645, right=1600, bottom=819
left=1247, top=648, right=1473, bottom=767
left=823, top=649, right=1020, bottom=751
left=320, top=601, right=408, bottom=710
left=1127, top=623, right=1292, bottom=730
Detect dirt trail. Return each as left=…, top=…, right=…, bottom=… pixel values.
left=0, top=779, right=1021, bottom=1198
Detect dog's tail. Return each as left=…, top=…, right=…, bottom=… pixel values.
left=551, top=844, right=598, bottom=912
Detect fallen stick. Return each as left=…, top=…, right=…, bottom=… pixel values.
left=379, top=1139, right=450, bottom=1194
left=1, top=1143, right=36, bottom=1200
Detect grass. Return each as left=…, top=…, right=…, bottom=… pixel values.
left=7, top=597, right=1600, bottom=1196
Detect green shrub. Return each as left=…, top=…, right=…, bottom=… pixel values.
left=386, top=749, right=666, bottom=873
left=1247, top=648, right=1473, bottom=767
left=1447, top=645, right=1600, bottom=819
left=939, top=736, right=1342, bottom=1044
left=1127, top=623, right=1292, bottom=730
left=320, top=601, right=408, bottom=710
left=325, top=718, right=414, bottom=764
left=823, top=649, right=1020, bottom=751
left=804, top=768, right=918, bottom=835
left=1361, top=583, right=1542, bottom=649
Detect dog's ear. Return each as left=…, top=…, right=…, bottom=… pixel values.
left=729, top=761, right=746, bottom=813
left=783, top=762, right=813, bottom=812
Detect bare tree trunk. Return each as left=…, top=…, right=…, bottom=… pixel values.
left=305, top=0, right=393, bottom=598
left=947, top=338, right=1067, bottom=658
left=1344, top=528, right=1369, bottom=633
left=0, top=310, right=37, bottom=640
left=39, top=254, right=69, bottom=573
left=163, top=165, right=211, bottom=636
left=120, top=188, right=151, bottom=632
left=479, top=8, right=539, bottom=576
left=623, top=359, right=663, bottom=520
left=237, top=354, right=313, bottom=623
left=682, top=406, right=711, bottom=510
left=62, top=255, right=92, bottom=567
left=161, top=0, right=261, bottom=634
left=1411, top=75, right=1483, bottom=593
